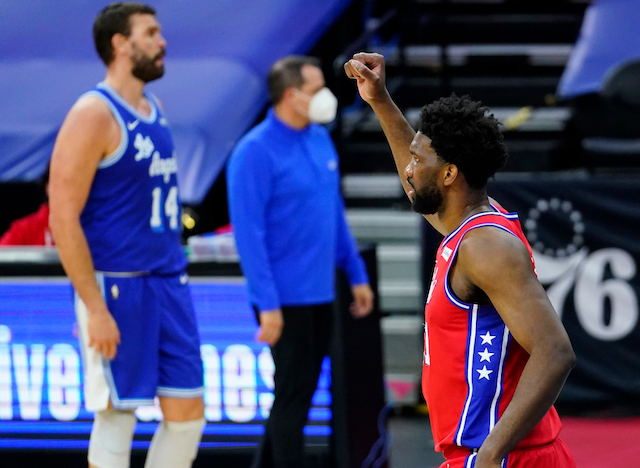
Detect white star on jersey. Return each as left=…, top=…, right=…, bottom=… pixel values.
left=477, top=365, right=493, bottom=380
left=478, top=348, right=494, bottom=363
left=480, top=331, right=496, bottom=345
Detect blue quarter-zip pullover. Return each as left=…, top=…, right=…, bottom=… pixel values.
left=227, top=108, right=368, bottom=311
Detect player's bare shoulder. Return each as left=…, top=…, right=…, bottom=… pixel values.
left=457, top=225, right=532, bottom=285
left=66, top=93, right=115, bottom=130
left=56, top=93, right=121, bottom=159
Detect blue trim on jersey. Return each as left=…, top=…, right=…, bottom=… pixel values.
left=147, top=92, right=166, bottom=119
left=455, top=304, right=512, bottom=449
left=81, top=84, right=186, bottom=274
left=445, top=277, right=471, bottom=310
left=490, top=203, right=519, bottom=220
left=490, top=326, right=511, bottom=431
left=457, top=304, right=480, bottom=446
left=462, top=450, right=509, bottom=468
left=443, top=222, right=521, bottom=311
left=443, top=210, right=519, bottom=246
left=465, top=452, right=477, bottom=467
left=80, top=90, right=129, bottom=169
left=443, top=233, right=471, bottom=308
left=97, top=82, right=157, bottom=123
left=104, top=361, right=155, bottom=409
left=473, top=223, right=520, bottom=239
left=443, top=212, right=493, bottom=245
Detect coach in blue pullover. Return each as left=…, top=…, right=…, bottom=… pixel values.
left=227, top=56, right=374, bottom=468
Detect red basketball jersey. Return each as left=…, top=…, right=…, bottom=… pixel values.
left=422, top=204, right=562, bottom=453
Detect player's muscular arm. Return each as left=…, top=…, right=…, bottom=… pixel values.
left=49, top=96, right=122, bottom=360
left=344, top=53, right=414, bottom=184
left=457, top=229, right=576, bottom=468
left=344, top=53, right=445, bottom=234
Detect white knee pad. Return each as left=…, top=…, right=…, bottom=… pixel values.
left=144, top=418, right=205, bottom=468
left=88, top=409, right=137, bottom=468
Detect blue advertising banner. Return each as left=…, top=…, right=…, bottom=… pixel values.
left=0, top=277, right=331, bottom=449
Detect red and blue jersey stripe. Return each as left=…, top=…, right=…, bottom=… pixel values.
left=422, top=204, right=562, bottom=456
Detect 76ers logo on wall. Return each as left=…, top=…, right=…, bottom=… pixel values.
left=524, top=198, right=638, bottom=341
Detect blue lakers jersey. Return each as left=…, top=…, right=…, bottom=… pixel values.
left=80, top=82, right=187, bottom=274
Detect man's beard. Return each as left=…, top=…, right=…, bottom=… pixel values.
left=131, top=47, right=165, bottom=83
left=410, top=182, right=443, bottom=215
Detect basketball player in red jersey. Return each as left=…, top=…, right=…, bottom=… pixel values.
left=345, top=53, right=577, bottom=468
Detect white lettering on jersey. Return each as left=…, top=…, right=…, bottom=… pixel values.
left=134, top=133, right=155, bottom=161
left=148, top=151, right=178, bottom=183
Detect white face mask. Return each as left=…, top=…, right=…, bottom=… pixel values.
left=296, top=87, right=338, bottom=124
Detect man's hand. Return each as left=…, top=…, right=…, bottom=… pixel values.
left=88, top=307, right=121, bottom=360
left=343, top=52, right=388, bottom=103
left=256, top=308, right=284, bottom=346
left=350, top=283, right=374, bottom=318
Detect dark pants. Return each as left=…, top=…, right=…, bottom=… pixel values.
left=251, top=303, right=333, bottom=468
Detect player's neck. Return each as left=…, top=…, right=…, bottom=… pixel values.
left=104, top=68, right=148, bottom=115
left=439, top=189, right=492, bottom=235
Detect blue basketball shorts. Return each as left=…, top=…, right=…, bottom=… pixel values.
left=75, top=271, right=204, bottom=411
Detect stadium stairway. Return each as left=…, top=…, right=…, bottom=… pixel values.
left=343, top=177, right=425, bottom=406
left=338, top=0, right=589, bottom=175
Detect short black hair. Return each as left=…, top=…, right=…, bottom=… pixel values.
left=418, top=93, right=508, bottom=189
left=267, top=56, right=321, bottom=104
left=93, top=2, right=156, bottom=65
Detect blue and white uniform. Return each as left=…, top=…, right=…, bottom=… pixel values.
left=82, top=83, right=185, bottom=273
left=75, top=82, right=203, bottom=412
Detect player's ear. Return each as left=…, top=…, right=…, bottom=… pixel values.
left=111, top=33, right=129, bottom=57
left=442, top=164, right=459, bottom=187
left=281, top=87, right=298, bottom=104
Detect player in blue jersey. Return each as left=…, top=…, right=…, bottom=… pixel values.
left=49, top=4, right=204, bottom=468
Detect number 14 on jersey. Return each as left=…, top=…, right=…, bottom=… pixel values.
left=150, top=186, right=179, bottom=232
